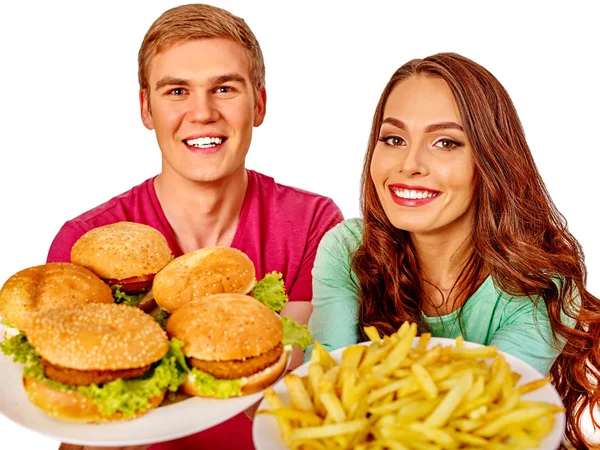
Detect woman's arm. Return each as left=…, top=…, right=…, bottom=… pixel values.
left=304, top=221, right=362, bottom=362
left=489, top=297, right=567, bottom=376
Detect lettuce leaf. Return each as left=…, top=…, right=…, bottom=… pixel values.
left=189, top=368, right=243, bottom=398
left=252, top=272, right=288, bottom=312
left=280, top=316, right=312, bottom=350
left=154, top=337, right=243, bottom=399
left=2, top=334, right=187, bottom=418
left=1, top=333, right=37, bottom=365
left=111, top=285, right=145, bottom=307
left=0, top=316, right=14, bottom=328
left=151, top=308, right=169, bottom=330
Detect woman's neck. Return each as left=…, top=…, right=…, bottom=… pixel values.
left=410, top=213, right=476, bottom=316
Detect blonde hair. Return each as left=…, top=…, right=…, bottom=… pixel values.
left=138, top=3, right=265, bottom=92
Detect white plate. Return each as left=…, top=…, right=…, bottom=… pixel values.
left=253, top=337, right=565, bottom=450
left=0, top=348, right=290, bottom=446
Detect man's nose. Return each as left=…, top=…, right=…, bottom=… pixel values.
left=187, top=93, right=219, bottom=123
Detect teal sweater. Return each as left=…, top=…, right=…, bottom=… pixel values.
left=306, top=219, right=566, bottom=375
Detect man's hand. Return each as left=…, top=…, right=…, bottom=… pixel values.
left=279, top=301, right=312, bottom=372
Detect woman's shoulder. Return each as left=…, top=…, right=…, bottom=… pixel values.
left=319, top=218, right=364, bottom=254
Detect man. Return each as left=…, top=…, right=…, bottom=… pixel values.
left=50, top=4, right=343, bottom=450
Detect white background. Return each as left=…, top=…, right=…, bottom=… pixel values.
left=1, top=1, right=598, bottom=448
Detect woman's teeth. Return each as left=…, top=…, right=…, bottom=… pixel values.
left=391, top=188, right=438, bottom=199
left=185, top=137, right=223, bottom=148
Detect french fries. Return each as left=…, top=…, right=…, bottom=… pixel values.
left=259, top=322, right=564, bottom=449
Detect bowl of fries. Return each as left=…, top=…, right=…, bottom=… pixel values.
left=253, top=322, right=565, bottom=450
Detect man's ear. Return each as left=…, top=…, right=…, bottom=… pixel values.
left=140, top=88, right=154, bottom=130
left=253, top=87, right=267, bottom=127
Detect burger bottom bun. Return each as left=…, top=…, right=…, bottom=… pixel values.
left=23, top=377, right=165, bottom=423
left=181, top=347, right=289, bottom=398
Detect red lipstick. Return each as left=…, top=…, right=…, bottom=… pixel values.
left=388, top=184, right=441, bottom=207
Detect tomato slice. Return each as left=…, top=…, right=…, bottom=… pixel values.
left=103, top=273, right=156, bottom=287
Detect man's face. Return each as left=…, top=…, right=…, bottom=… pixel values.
left=141, top=38, right=266, bottom=183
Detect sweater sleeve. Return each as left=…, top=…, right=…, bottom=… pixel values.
left=490, top=297, right=564, bottom=376
left=304, top=220, right=362, bottom=362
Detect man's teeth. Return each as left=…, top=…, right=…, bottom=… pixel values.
left=391, top=188, right=438, bottom=199
left=186, top=137, right=223, bottom=148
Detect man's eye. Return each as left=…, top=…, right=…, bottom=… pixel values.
left=169, top=88, right=186, bottom=95
left=216, top=86, right=233, bottom=94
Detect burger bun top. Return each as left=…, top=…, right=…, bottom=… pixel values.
left=154, top=247, right=256, bottom=312
left=166, top=293, right=282, bottom=361
left=0, top=262, right=114, bottom=331
left=70, top=222, right=172, bottom=280
left=25, top=302, right=169, bottom=371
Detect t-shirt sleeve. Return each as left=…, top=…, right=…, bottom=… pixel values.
left=287, top=198, right=343, bottom=302
left=489, top=297, right=565, bottom=376
left=304, top=221, right=361, bottom=362
left=46, top=221, right=92, bottom=263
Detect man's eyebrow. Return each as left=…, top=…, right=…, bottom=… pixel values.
left=155, top=77, right=190, bottom=91
left=207, top=73, right=248, bottom=86
left=154, top=73, right=248, bottom=91
left=381, top=118, right=464, bottom=133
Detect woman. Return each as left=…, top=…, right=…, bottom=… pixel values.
left=307, top=53, right=600, bottom=449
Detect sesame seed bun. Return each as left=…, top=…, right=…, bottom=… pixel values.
left=180, top=347, right=289, bottom=397
left=70, top=222, right=172, bottom=280
left=153, top=247, right=256, bottom=313
left=22, top=376, right=166, bottom=423
left=25, top=303, right=169, bottom=371
left=0, top=262, right=114, bottom=332
left=166, top=293, right=283, bottom=361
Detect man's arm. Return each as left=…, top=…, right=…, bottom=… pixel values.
left=47, top=221, right=90, bottom=263
left=279, top=301, right=312, bottom=371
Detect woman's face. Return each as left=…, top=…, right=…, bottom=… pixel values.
left=370, top=75, right=476, bottom=237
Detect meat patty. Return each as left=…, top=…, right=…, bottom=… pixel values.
left=41, top=358, right=151, bottom=386
left=190, top=342, right=284, bottom=379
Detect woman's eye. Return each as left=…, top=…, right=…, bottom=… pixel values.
left=379, top=136, right=405, bottom=147
left=434, top=139, right=461, bottom=150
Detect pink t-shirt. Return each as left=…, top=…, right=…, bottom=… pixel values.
left=46, top=169, right=343, bottom=449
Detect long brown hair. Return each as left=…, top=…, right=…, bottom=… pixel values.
left=353, top=52, right=600, bottom=448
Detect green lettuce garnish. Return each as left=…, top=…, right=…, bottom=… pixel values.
left=252, top=272, right=288, bottom=312
left=156, top=341, right=243, bottom=399
left=111, top=285, right=145, bottom=307
left=280, top=316, right=312, bottom=350
left=0, top=316, right=15, bottom=328
left=1, top=333, right=37, bottom=365
left=250, top=272, right=312, bottom=350
left=189, top=368, right=243, bottom=398
left=152, top=308, right=169, bottom=330
left=1, top=334, right=187, bottom=418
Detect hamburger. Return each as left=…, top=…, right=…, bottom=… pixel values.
left=153, top=246, right=293, bottom=315
left=0, top=302, right=186, bottom=422
left=70, top=222, right=172, bottom=313
left=0, top=262, right=114, bottom=338
left=153, top=246, right=256, bottom=313
left=166, top=293, right=291, bottom=398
